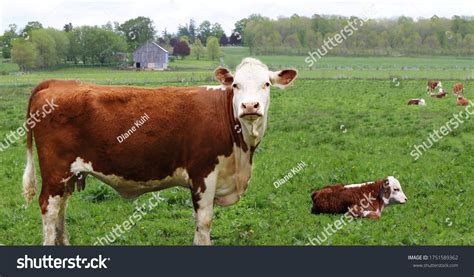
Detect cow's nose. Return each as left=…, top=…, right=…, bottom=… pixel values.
left=240, top=102, right=261, bottom=116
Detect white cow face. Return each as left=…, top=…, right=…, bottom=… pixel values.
left=215, top=58, right=297, bottom=147
left=383, top=176, right=408, bottom=205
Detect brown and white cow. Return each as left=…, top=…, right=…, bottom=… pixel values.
left=22, top=58, right=297, bottom=245
left=311, top=176, right=407, bottom=219
left=452, top=83, right=464, bottom=95
left=407, top=98, right=426, bottom=105
left=427, top=80, right=442, bottom=93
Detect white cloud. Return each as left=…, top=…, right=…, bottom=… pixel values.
left=0, top=0, right=472, bottom=34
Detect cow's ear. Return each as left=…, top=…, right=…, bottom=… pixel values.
left=380, top=178, right=390, bottom=199
left=215, top=67, right=234, bottom=87
left=270, top=69, right=298, bottom=89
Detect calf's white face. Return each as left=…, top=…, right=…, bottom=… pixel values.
left=385, top=176, right=407, bottom=205
left=215, top=58, right=297, bottom=147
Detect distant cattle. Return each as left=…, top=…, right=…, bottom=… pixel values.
left=22, top=58, right=298, bottom=245
left=407, top=98, right=426, bottom=105
left=453, top=83, right=464, bottom=95
left=457, top=96, right=469, bottom=106
left=311, top=176, right=407, bottom=219
left=427, top=80, right=442, bottom=93
left=430, top=89, right=448, bottom=98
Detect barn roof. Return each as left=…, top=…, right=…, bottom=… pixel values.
left=133, top=41, right=169, bottom=54
left=151, top=42, right=169, bottom=53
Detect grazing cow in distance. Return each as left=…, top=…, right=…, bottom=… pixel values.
left=22, top=58, right=298, bottom=245
left=430, top=89, right=448, bottom=98
left=311, top=176, right=407, bottom=219
left=457, top=95, right=469, bottom=106
left=427, top=80, right=442, bottom=93
left=407, top=98, right=426, bottom=106
left=453, top=83, right=464, bottom=95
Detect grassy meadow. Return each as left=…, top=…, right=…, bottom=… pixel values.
left=0, top=50, right=473, bottom=245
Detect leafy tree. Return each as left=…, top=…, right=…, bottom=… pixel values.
left=177, top=24, right=190, bottom=39
left=31, top=29, right=58, bottom=67
left=21, top=21, right=43, bottom=37
left=11, top=39, right=37, bottom=71
left=118, top=16, right=155, bottom=51
left=0, top=24, right=18, bottom=58
left=233, top=18, right=248, bottom=38
left=197, top=21, right=212, bottom=45
left=206, top=36, right=220, bottom=60
left=219, top=34, right=229, bottom=46
left=188, top=19, right=197, bottom=43
left=170, top=37, right=179, bottom=47
left=63, top=23, right=73, bottom=32
left=229, top=32, right=242, bottom=45
left=192, top=38, right=205, bottom=60
left=66, top=26, right=127, bottom=65
left=45, top=28, right=69, bottom=63
left=173, top=40, right=190, bottom=59
left=211, top=23, right=225, bottom=39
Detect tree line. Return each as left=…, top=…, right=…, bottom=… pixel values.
left=1, top=14, right=474, bottom=71
left=241, top=14, right=474, bottom=56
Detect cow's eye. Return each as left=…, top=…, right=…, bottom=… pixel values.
left=265, top=82, right=270, bottom=87
left=394, top=188, right=400, bottom=191
left=232, top=83, right=239, bottom=89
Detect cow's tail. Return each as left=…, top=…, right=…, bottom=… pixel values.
left=22, top=80, right=53, bottom=204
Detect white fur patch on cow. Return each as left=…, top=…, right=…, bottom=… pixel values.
left=344, top=182, right=372, bottom=188
left=22, top=149, right=37, bottom=204
left=69, top=157, right=190, bottom=199
left=213, top=144, right=252, bottom=206
left=204, top=85, right=227, bottom=91
left=193, top=143, right=252, bottom=245
left=92, top=168, right=190, bottom=199
left=42, top=195, right=69, bottom=245
left=70, top=157, right=94, bottom=175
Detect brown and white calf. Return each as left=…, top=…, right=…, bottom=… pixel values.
left=427, top=80, right=442, bottom=93
left=430, top=89, right=448, bottom=98
left=22, top=58, right=297, bottom=245
left=311, top=176, right=407, bottom=219
left=457, top=95, right=469, bottom=106
left=452, top=83, right=464, bottom=95
left=407, top=98, right=426, bottom=105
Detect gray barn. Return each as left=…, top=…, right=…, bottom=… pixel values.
left=133, top=41, right=169, bottom=70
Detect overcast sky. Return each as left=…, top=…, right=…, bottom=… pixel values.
left=0, top=0, right=472, bottom=34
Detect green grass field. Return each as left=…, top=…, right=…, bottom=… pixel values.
left=0, top=48, right=473, bottom=88
left=0, top=72, right=472, bottom=245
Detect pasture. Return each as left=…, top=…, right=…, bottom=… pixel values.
left=0, top=55, right=473, bottom=245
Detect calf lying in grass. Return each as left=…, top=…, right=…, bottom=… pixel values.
left=457, top=95, right=469, bottom=106
left=430, top=89, right=448, bottom=98
left=407, top=98, right=426, bottom=105
left=311, top=176, right=407, bottom=219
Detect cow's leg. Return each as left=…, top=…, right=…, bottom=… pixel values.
left=347, top=204, right=364, bottom=218
left=40, top=191, right=70, bottom=245
left=191, top=174, right=217, bottom=246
